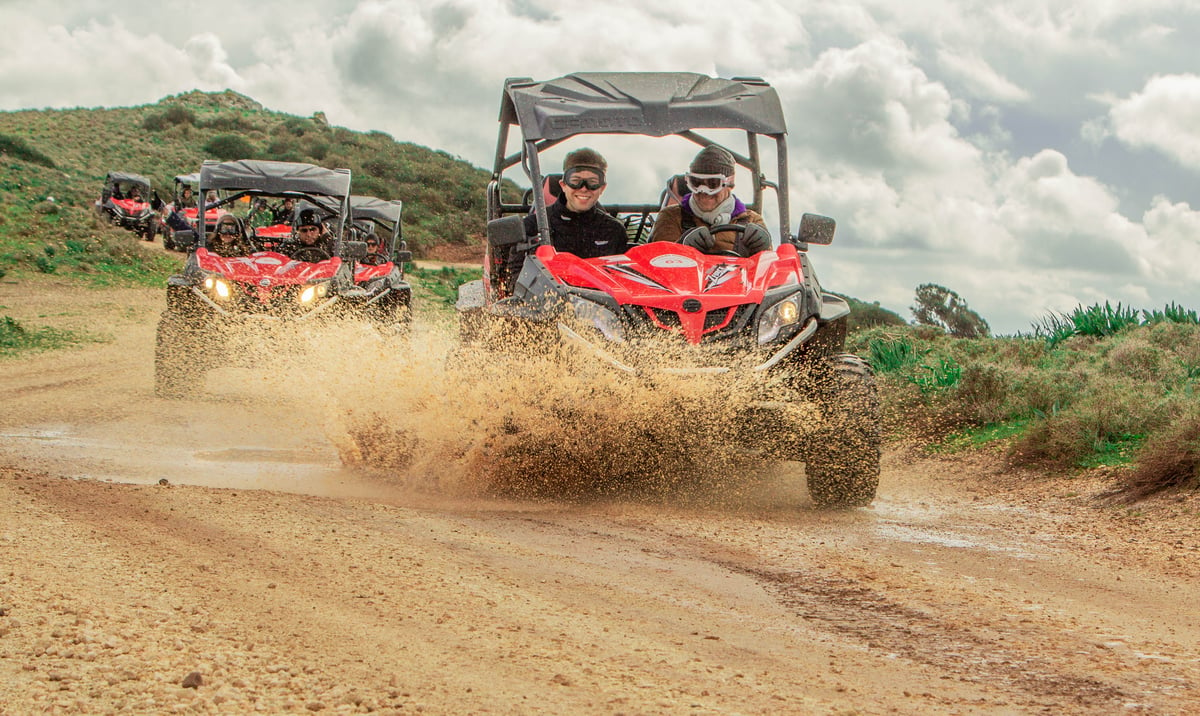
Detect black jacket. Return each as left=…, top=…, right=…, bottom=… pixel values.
left=523, top=195, right=627, bottom=259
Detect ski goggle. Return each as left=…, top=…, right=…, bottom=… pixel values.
left=562, top=176, right=605, bottom=191
left=685, top=173, right=733, bottom=195
left=218, top=225, right=239, bottom=235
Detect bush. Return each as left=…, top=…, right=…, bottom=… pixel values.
left=1116, top=408, right=1200, bottom=501
left=143, top=105, right=196, bottom=131
left=0, top=134, right=56, bottom=168
left=204, top=133, right=258, bottom=161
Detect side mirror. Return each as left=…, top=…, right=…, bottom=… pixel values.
left=393, top=250, right=413, bottom=264
left=342, top=240, right=368, bottom=261
left=174, top=230, right=197, bottom=250
left=797, top=213, right=836, bottom=245
left=487, top=214, right=526, bottom=249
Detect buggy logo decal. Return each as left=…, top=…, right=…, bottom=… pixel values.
left=703, top=264, right=742, bottom=292
left=605, top=264, right=670, bottom=291
left=649, top=255, right=698, bottom=269
left=259, top=278, right=271, bottom=287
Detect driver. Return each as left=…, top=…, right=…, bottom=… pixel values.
left=207, top=214, right=250, bottom=257
left=177, top=185, right=196, bottom=209
left=360, top=232, right=388, bottom=265
left=272, top=197, right=297, bottom=225
left=647, top=145, right=770, bottom=256
left=288, top=208, right=334, bottom=261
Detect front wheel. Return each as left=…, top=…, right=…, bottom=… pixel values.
left=802, top=353, right=881, bottom=508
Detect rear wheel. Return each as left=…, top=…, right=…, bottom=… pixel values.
left=802, top=354, right=881, bottom=508
left=142, top=216, right=159, bottom=242
left=154, top=310, right=204, bottom=398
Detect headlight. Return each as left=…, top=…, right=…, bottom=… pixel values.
left=757, top=296, right=801, bottom=344
left=299, top=283, right=329, bottom=304
left=203, top=276, right=231, bottom=299
left=567, top=295, right=625, bottom=343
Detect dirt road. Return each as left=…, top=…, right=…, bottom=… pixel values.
left=2, top=278, right=1198, bottom=714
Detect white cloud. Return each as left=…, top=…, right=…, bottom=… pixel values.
left=935, top=49, right=1030, bottom=104
left=1106, top=74, right=1200, bottom=170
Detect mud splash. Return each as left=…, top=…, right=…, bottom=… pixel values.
left=268, top=317, right=822, bottom=504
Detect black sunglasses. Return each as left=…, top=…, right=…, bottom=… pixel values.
left=218, top=226, right=239, bottom=235
left=563, top=176, right=604, bottom=191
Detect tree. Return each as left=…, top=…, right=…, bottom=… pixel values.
left=911, top=283, right=990, bottom=338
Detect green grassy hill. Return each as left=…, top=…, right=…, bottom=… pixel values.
left=0, top=90, right=488, bottom=261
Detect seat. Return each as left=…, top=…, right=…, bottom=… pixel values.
left=660, top=174, right=688, bottom=208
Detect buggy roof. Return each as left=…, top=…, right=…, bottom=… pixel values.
left=105, top=171, right=151, bottom=187
left=175, top=173, right=200, bottom=185
left=501, top=72, right=787, bottom=141
left=200, top=159, right=351, bottom=198
left=349, top=195, right=402, bottom=226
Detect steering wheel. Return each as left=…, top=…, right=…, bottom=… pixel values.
left=290, top=245, right=332, bottom=263
left=681, top=223, right=770, bottom=258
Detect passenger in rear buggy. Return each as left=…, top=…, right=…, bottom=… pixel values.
left=648, top=145, right=771, bottom=257
left=207, top=214, right=251, bottom=258
left=508, top=148, right=628, bottom=278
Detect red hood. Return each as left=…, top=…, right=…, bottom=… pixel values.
left=183, top=207, right=225, bottom=222
left=196, top=249, right=340, bottom=286
left=112, top=198, right=150, bottom=212
left=538, top=242, right=804, bottom=344
left=254, top=224, right=292, bottom=239
left=540, top=242, right=801, bottom=307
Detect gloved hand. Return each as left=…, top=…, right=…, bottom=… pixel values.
left=680, top=226, right=717, bottom=253
left=737, top=224, right=772, bottom=256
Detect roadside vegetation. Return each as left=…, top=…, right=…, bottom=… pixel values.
left=0, top=315, right=88, bottom=356
left=1, top=94, right=1196, bottom=504
left=853, top=297, right=1200, bottom=502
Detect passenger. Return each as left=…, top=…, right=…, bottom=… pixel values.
left=207, top=214, right=250, bottom=258
left=510, top=148, right=628, bottom=277
left=648, top=145, right=771, bottom=256
left=287, top=208, right=334, bottom=261
left=127, top=185, right=144, bottom=203
left=272, top=197, right=297, bottom=225
left=177, top=185, right=197, bottom=209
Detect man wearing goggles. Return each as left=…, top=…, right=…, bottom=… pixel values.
left=648, top=145, right=770, bottom=256
left=512, top=147, right=628, bottom=276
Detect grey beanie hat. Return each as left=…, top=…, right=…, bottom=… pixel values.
left=563, top=147, right=608, bottom=174
left=689, top=145, right=736, bottom=176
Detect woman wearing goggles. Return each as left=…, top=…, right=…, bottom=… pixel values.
left=648, top=145, right=770, bottom=256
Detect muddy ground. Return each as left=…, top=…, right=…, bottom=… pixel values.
left=1, top=276, right=1198, bottom=715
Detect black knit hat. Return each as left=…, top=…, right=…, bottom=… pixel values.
left=296, top=208, right=323, bottom=228
left=689, top=145, right=736, bottom=176
left=563, top=147, right=608, bottom=174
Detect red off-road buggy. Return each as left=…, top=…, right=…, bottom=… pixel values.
left=455, top=72, right=880, bottom=507
left=96, top=171, right=159, bottom=241
left=161, top=173, right=227, bottom=251
left=154, top=159, right=413, bottom=397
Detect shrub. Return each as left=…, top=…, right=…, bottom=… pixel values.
left=0, top=133, right=56, bottom=168
left=204, top=133, right=258, bottom=161
left=1035, top=301, right=1143, bottom=346
left=1116, top=408, right=1200, bottom=501
left=143, top=105, right=196, bottom=131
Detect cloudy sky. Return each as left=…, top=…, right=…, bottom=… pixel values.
left=4, top=1, right=1200, bottom=334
